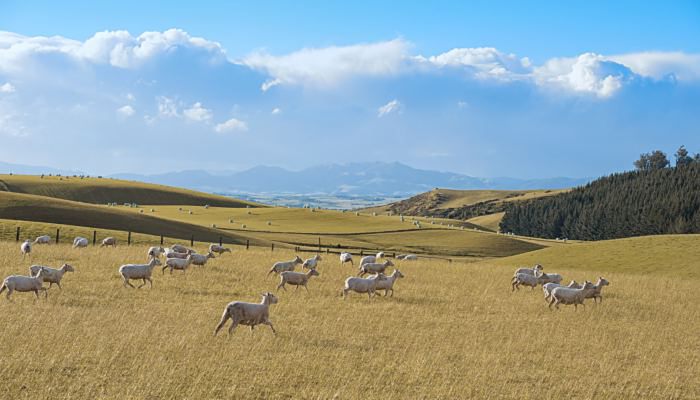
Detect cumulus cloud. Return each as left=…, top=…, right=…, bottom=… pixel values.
left=157, top=96, right=179, bottom=118
left=0, top=82, right=15, bottom=93
left=242, top=39, right=411, bottom=90
left=214, top=118, right=248, bottom=133
left=378, top=99, right=402, bottom=117
left=116, top=105, right=135, bottom=117
left=534, top=53, right=633, bottom=98
left=271, top=107, right=281, bottom=115
left=418, top=47, right=532, bottom=80
left=183, top=102, right=213, bottom=122
left=607, top=51, right=700, bottom=81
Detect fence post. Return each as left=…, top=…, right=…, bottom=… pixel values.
left=271, top=243, right=274, bottom=252
left=360, top=250, right=363, bottom=256
left=190, top=235, right=194, bottom=247
left=246, top=240, right=249, bottom=250
left=93, top=230, right=97, bottom=246
left=160, top=235, right=164, bottom=245
left=219, top=236, right=222, bottom=246
left=326, top=248, right=329, bottom=254
left=56, top=228, right=60, bottom=244
left=127, top=231, right=131, bottom=246
left=16, top=227, right=20, bottom=242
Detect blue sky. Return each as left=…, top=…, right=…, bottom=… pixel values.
left=0, top=1, right=699, bottom=178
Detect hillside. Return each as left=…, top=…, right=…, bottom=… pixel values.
left=364, top=188, right=567, bottom=226
left=500, top=164, right=700, bottom=240
left=0, top=174, right=261, bottom=207
left=0, top=191, right=262, bottom=246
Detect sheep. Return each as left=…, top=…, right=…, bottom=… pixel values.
left=359, top=252, right=385, bottom=267
left=584, top=277, right=610, bottom=303
left=339, top=252, right=353, bottom=266
left=267, top=256, right=303, bottom=276
left=73, top=236, right=89, bottom=248
left=511, top=270, right=544, bottom=291
left=277, top=269, right=320, bottom=292
left=538, top=272, right=563, bottom=285
left=170, top=244, right=190, bottom=253
left=147, top=246, right=165, bottom=259
left=213, top=292, right=278, bottom=336
left=29, top=263, right=75, bottom=289
left=549, top=281, right=597, bottom=310
left=302, top=254, right=322, bottom=270
left=402, top=254, right=418, bottom=261
left=358, top=260, right=394, bottom=277
left=342, top=274, right=387, bottom=299
left=368, top=269, right=404, bottom=297
left=395, top=254, right=407, bottom=260
left=33, top=235, right=51, bottom=245
left=119, top=258, right=161, bottom=289
left=208, top=244, right=231, bottom=255
left=164, top=250, right=192, bottom=259
left=0, top=268, right=49, bottom=300
left=162, top=255, right=194, bottom=274
left=543, top=280, right=580, bottom=302
left=20, top=239, right=32, bottom=258
left=190, top=252, right=216, bottom=266
left=376, top=251, right=385, bottom=259
left=100, top=237, right=117, bottom=247
left=514, top=264, right=543, bottom=277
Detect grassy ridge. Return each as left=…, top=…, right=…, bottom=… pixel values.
left=0, top=174, right=261, bottom=207
left=0, top=241, right=697, bottom=399
left=0, top=191, right=264, bottom=246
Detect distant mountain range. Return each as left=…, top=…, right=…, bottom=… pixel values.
left=1, top=160, right=590, bottom=197
left=109, top=162, right=590, bottom=196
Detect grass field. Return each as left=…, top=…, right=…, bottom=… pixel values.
left=467, top=211, right=505, bottom=231
left=0, top=236, right=697, bottom=399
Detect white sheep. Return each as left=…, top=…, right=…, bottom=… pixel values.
left=359, top=252, right=385, bottom=267
left=549, top=281, right=596, bottom=310
left=33, top=235, right=51, bottom=245
left=208, top=244, right=231, bottom=255
left=100, top=237, right=117, bottom=247
left=376, top=251, right=385, bottom=259
left=402, top=254, right=418, bottom=261
left=395, top=254, right=406, bottom=260
left=73, top=236, right=89, bottom=248
left=0, top=268, right=48, bottom=300
left=20, top=240, right=32, bottom=258
left=119, top=258, right=162, bottom=288
left=302, top=254, right=322, bottom=270
left=170, top=244, right=190, bottom=253
left=538, top=272, right=563, bottom=285
left=584, top=277, right=610, bottom=303
left=29, top=263, right=75, bottom=289
left=213, top=292, right=278, bottom=336
left=542, top=280, right=580, bottom=302
left=369, top=269, right=404, bottom=297
left=267, top=256, right=303, bottom=276
left=511, top=270, right=544, bottom=291
left=342, top=274, right=387, bottom=299
left=162, top=255, right=194, bottom=274
left=190, top=252, right=216, bottom=266
left=164, top=250, right=191, bottom=259
left=358, top=260, right=394, bottom=277
left=339, top=252, right=353, bottom=266
left=514, top=264, right=543, bottom=276
left=147, top=246, right=165, bottom=259
left=277, top=269, right=320, bottom=292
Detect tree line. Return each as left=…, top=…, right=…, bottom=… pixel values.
left=499, top=146, right=700, bottom=240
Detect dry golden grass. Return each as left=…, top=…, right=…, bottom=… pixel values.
left=0, top=240, right=698, bottom=399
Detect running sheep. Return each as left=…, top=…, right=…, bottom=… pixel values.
left=209, top=244, right=232, bottom=255
left=549, top=281, right=596, bottom=310
left=267, top=256, right=303, bottom=276
left=73, top=237, right=89, bottom=248
left=213, top=292, right=279, bottom=336
left=358, top=260, right=394, bottom=276
left=29, top=263, right=75, bottom=289
left=584, top=277, right=610, bottom=303
left=0, top=268, right=48, bottom=300
left=162, top=255, right=194, bottom=274
left=20, top=240, right=32, bottom=258
left=339, top=252, right=353, bottom=266
left=119, top=258, right=162, bottom=288
left=33, top=235, right=51, bottom=245
left=302, top=254, right=322, bottom=270
left=369, top=269, right=404, bottom=297
left=342, top=274, right=387, bottom=299
left=190, top=252, right=216, bottom=266
left=277, top=269, right=320, bottom=292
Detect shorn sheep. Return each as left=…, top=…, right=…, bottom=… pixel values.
left=543, top=280, right=580, bottom=302
left=20, top=240, right=31, bottom=258
left=73, top=237, right=89, bottom=248
left=369, top=269, right=404, bottom=297
left=190, top=252, right=216, bottom=266
left=29, top=263, right=75, bottom=289
left=33, top=235, right=51, bottom=245
left=170, top=244, right=190, bottom=253
left=214, top=292, right=279, bottom=336
left=549, top=281, right=596, bottom=310
left=342, top=274, right=387, bottom=299
left=209, top=244, right=231, bottom=255
left=339, top=252, right=353, bottom=266
left=277, top=269, right=320, bottom=292
left=514, top=264, right=543, bottom=276
left=538, top=272, right=563, bottom=285
left=0, top=268, right=49, bottom=300
left=511, top=270, right=544, bottom=291
left=358, top=260, right=394, bottom=277
left=100, top=237, right=117, bottom=247
left=164, top=250, right=192, bottom=259
left=268, top=256, right=303, bottom=276
left=162, top=255, right=194, bottom=274
left=359, top=252, right=385, bottom=267
left=584, top=277, right=610, bottom=303
left=302, top=255, right=322, bottom=270
left=147, top=246, right=165, bottom=259
left=402, top=254, right=418, bottom=261
left=119, top=258, right=161, bottom=289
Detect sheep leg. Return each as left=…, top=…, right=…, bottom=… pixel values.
left=137, top=279, right=147, bottom=289
left=304, top=284, right=309, bottom=293
left=277, top=281, right=286, bottom=291
left=227, top=319, right=240, bottom=336
left=263, top=320, right=276, bottom=335
left=124, top=279, right=136, bottom=289
left=146, top=277, right=153, bottom=289
left=342, top=289, right=349, bottom=299
left=56, top=282, right=62, bottom=290
left=548, top=297, right=556, bottom=310
left=213, top=310, right=231, bottom=336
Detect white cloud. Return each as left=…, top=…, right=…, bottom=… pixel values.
left=271, top=107, right=281, bottom=115
left=534, top=53, right=632, bottom=98
left=0, top=112, right=27, bottom=137
left=116, top=105, right=135, bottom=117
left=126, top=93, right=135, bottom=101
left=183, top=102, right=213, bottom=122
left=242, top=39, right=410, bottom=90
left=607, top=51, right=700, bottom=81
left=214, top=118, right=248, bottom=133
left=157, top=96, right=179, bottom=118
left=418, top=47, right=532, bottom=80
left=0, top=82, right=15, bottom=93
left=457, top=101, right=468, bottom=108
left=378, top=99, right=402, bottom=117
